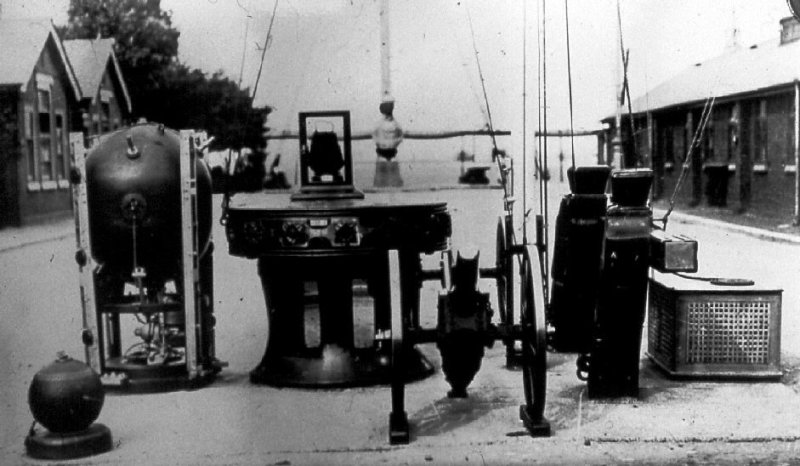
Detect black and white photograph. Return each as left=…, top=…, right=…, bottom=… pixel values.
left=2, top=0, right=800, bottom=464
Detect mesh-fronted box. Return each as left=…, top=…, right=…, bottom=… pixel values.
left=647, top=274, right=782, bottom=379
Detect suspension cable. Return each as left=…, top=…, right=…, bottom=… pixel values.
left=522, top=0, right=528, bottom=243
left=251, top=0, right=280, bottom=103
left=616, top=0, right=637, bottom=165
left=465, top=5, right=498, bottom=153
left=221, top=0, right=279, bottom=226
left=536, top=0, right=545, bottom=217
left=465, top=2, right=514, bottom=219
left=540, top=0, right=549, bottom=266
left=658, top=95, right=716, bottom=228
left=563, top=0, right=577, bottom=173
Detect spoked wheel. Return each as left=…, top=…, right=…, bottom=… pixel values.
left=387, top=249, right=410, bottom=444
left=518, top=246, right=551, bottom=437
left=495, top=216, right=517, bottom=366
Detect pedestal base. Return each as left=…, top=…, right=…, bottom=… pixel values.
left=103, top=357, right=221, bottom=393
left=250, top=345, right=434, bottom=388
left=25, top=423, right=113, bottom=460
left=519, top=406, right=551, bottom=437
left=374, top=160, right=403, bottom=188
left=389, top=411, right=410, bottom=444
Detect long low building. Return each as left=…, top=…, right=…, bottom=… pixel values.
left=604, top=16, right=800, bottom=222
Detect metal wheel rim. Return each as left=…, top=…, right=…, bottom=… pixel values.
left=520, top=246, right=547, bottom=416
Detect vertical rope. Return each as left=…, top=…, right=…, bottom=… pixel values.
left=564, top=0, right=577, bottom=172
left=465, top=4, right=499, bottom=152
left=237, top=14, right=250, bottom=89
left=660, top=96, right=715, bottom=228
left=536, top=0, right=544, bottom=215
left=616, top=0, right=637, bottom=166
left=541, top=0, right=549, bottom=265
left=250, top=0, right=280, bottom=103
left=522, top=0, right=528, bottom=243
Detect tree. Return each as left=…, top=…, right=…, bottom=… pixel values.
left=60, top=0, right=273, bottom=189
left=61, top=0, right=180, bottom=120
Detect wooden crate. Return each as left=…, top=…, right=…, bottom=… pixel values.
left=647, top=274, right=782, bottom=379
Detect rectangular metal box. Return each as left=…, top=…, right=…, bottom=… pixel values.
left=649, top=230, right=698, bottom=273
left=647, top=274, right=782, bottom=379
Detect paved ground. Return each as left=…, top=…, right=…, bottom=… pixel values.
left=2, top=181, right=800, bottom=465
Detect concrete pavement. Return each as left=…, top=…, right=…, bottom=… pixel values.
left=0, top=216, right=74, bottom=253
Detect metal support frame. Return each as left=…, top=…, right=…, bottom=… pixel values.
left=180, top=130, right=203, bottom=379
left=70, top=132, right=101, bottom=373
left=794, top=81, right=799, bottom=224
left=388, top=217, right=552, bottom=444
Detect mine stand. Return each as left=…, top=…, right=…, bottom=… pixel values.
left=224, top=110, right=550, bottom=443
left=71, top=127, right=224, bottom=391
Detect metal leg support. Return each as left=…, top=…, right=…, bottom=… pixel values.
left=387, top=249, right=410, bottom=444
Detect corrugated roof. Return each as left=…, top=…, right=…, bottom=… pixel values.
left=615, top=35, right=800, bottom=119
left=0, top=18, right=80, bottom=97
left=63, top=38, right=132, bottom=113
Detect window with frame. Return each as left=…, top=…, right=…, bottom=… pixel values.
left=704, top=123, right=715, bottom=162
left=754, top=100, right=767, bottom=166
left=55, top=113, right=68, bottom=182
left=101, top=101, right=111, bottom=133
left=663, top=126, right=674, bottom=166
left=673, top=125, right=685, bottom=165
left=24, top=106, right=36, bottom=183
left=37, top=88, right=52, bottom=181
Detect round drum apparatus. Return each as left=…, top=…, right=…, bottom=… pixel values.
left=225, top=192, right=452, bottom=387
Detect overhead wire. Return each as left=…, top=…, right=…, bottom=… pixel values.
left=563, top=0, right=577, bottom=173
left=536, top=0, right=544, bottom=215
left=221, top=0, right=279, bottom=226
left=539, top=0, right=550, bottom=277
left=522, top=0, right=528, bottom=243
left=251, top=0, right=280, bottom=104
left=464, top=2, right=514, bottom=220
left=465, top=3, right=499, bottom=152
left=616, top=0, right=637, bottom=166
left=658, top=95, right=716, bottom=229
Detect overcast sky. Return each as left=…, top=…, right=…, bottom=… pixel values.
left=1, top=0, right=795, bottom=161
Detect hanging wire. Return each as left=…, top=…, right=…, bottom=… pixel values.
left=536, top=0, right=544, bottom=215
left=251, top=0, right=280, bottom=103
left=657, top=95, right=716, bottom=229
left=221, top=0, right=279, bottom=226
left=563, top=0, right=577, bottom=172
left=522, top=0, right=528, bottom=243
left=237, top=13, right=251, bottom=89
left=464, top=2, right=513, bottom=216
left=616, top=0, right=637, bottom=165
left=465, top=4, right=499, bottom=152
left=540, top=0, right=550, bottom=272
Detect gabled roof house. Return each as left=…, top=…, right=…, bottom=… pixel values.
left=0, top=18, right=83, bottom=227
left=63, top=38, right=132, bottom=140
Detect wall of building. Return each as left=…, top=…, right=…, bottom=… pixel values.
left=83, top=63, right=126, bottom=140
left=15, top=36, right=74, bottom=226
left=0, top=88, right=21, bottom=227
left=652, top=89, right=797, bottom=221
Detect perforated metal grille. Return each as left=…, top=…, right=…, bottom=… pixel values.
left=686, top=300, right=772, bottom=364
left=648, top=283, right=675, bottom=367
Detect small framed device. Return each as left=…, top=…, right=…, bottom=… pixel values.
left=292, top=110, right=363, bottom=200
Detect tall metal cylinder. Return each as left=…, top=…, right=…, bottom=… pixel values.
left=588, top=169, right=653, bottom=399
left=549, top=166, right=610, bottom=353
